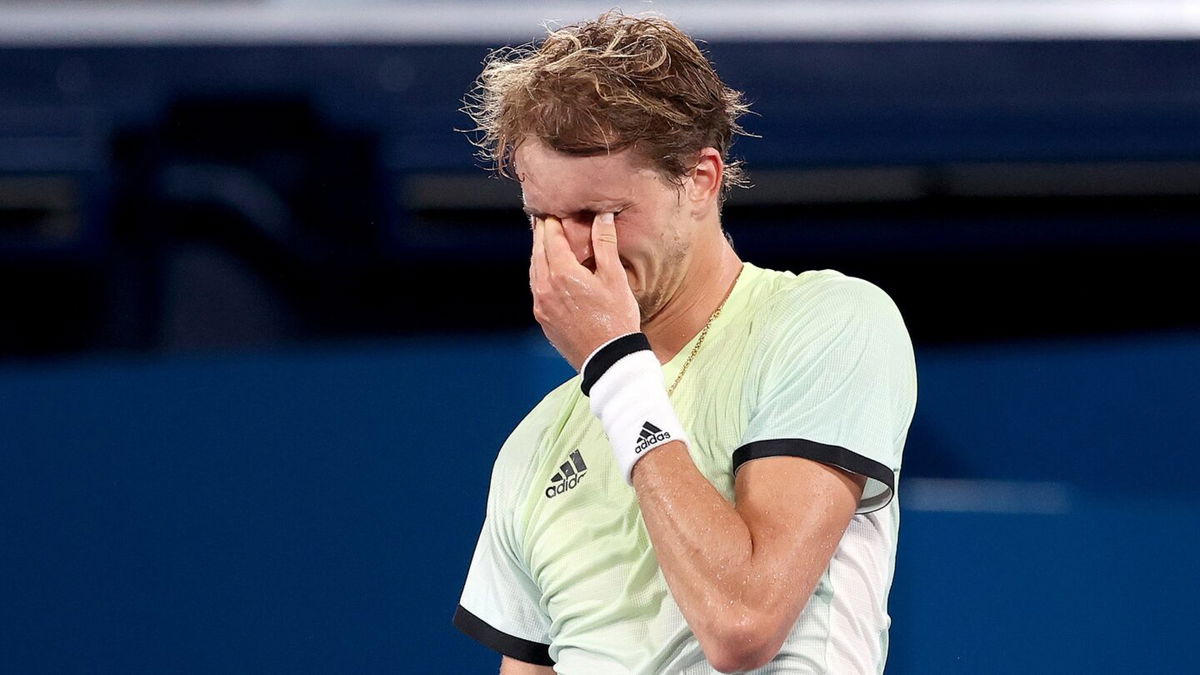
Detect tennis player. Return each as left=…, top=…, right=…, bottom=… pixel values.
left=453, top=11, right=917, bottom=674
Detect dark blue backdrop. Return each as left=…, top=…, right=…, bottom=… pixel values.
left=2, top=330, right=1197, bottom=673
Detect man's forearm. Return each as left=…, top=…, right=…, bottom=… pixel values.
left=631, top=444, right=802, bottom=672
left=630, top=440, right=864, bottom=673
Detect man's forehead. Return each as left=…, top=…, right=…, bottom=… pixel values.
left=511, top=139, right=664, bottom=217
left=521, top=187, right=628, bottom=211
left=517, top=161, right=634, bottom=212
left=520, top=196, right=626, bottom=215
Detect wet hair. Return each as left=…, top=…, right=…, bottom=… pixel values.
left=462, top=10, right=753, bottom=196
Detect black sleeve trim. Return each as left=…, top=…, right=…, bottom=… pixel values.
left=732, top=438, right=894, bottom=497
left=453, top=605, right=553, bottom=666
left=581, top=332, right=652, bottom=396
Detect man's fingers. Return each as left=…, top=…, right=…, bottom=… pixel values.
left=530, top=216, right=548, bottom=285
left=591, top=212, right=620, bottom=278
left=542, top=216, right=579, bottom=272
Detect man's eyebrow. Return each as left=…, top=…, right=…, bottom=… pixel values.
left=522, top=202, right=628, bottom=217
left=583, top=199, right=628, bottom=209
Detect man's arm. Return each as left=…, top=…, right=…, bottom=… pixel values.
left=529, top=211, right=886, bottom=672
left=632, top=443, right=865, bottom=674
left=500, top=656, right=555, bottom=674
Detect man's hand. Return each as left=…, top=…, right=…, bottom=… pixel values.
left=530, top=212, right=640, bottom=370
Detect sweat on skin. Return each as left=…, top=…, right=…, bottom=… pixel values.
left=512, top=139, right=867, bottom=673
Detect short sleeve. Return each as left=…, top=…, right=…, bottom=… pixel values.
left=735, top=275, right=917, bottom=513
left=454, top=471, right=553, bottom=665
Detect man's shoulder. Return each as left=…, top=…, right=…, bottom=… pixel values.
left=745, top=264, right=901, bottom=327
left=490, top=376, right=586, bottom=487
left=518, top=376, right=583, bottom=431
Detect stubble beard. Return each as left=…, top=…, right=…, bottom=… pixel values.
left=633, top=233, right=691, bottom=323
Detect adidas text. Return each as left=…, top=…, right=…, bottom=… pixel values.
left=544, top=472, right=585, bottom=498
left=545, top=449, right=588, bottom=499
left=634, top=421, right=671, bottom=454
left=635, top=431, right=671, bottom=453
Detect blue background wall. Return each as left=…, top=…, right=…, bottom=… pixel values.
left=3, top=330, right=1197, bottom=673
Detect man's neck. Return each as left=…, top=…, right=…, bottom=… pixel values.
left=641, top=239, right=743, bottom=363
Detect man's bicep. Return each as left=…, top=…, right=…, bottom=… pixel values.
left=735, top=454, right=864, bottom=541
left=734, top=457, right=864, bottom=601
left=500, top=655, right=555, bottom=674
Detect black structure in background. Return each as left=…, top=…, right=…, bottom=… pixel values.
left=110, top=97, right=383, bottom=350
left=1, top=41, right=1199, bottom=357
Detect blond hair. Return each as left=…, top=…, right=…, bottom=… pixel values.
left=462, top=11, right=753, bottom=195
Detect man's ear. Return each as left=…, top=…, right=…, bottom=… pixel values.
left=687, top=148, right=724, bottom=215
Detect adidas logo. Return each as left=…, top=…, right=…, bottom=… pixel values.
left=634, top=421, right=671, bottom=454
left=544, top=449, right=588, bottom=499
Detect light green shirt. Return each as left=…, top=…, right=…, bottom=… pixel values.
left=456, top=263, right=917, bottom=674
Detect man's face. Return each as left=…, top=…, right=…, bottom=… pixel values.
left=515, top=139, right=694, bottom=321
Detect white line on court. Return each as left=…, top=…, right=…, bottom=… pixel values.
left=902, top=478, right=1075, bottom=514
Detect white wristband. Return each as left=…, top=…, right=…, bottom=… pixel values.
left=582, top=335, right=688, bottom=484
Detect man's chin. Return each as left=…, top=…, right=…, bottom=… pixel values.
left=635, top=291, right=666, bottom=324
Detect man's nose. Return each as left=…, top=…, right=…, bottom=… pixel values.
left=559, top=216, right=593, bottom=264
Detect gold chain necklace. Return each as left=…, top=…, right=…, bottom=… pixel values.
left=667, top=269, right=741, bottom=396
